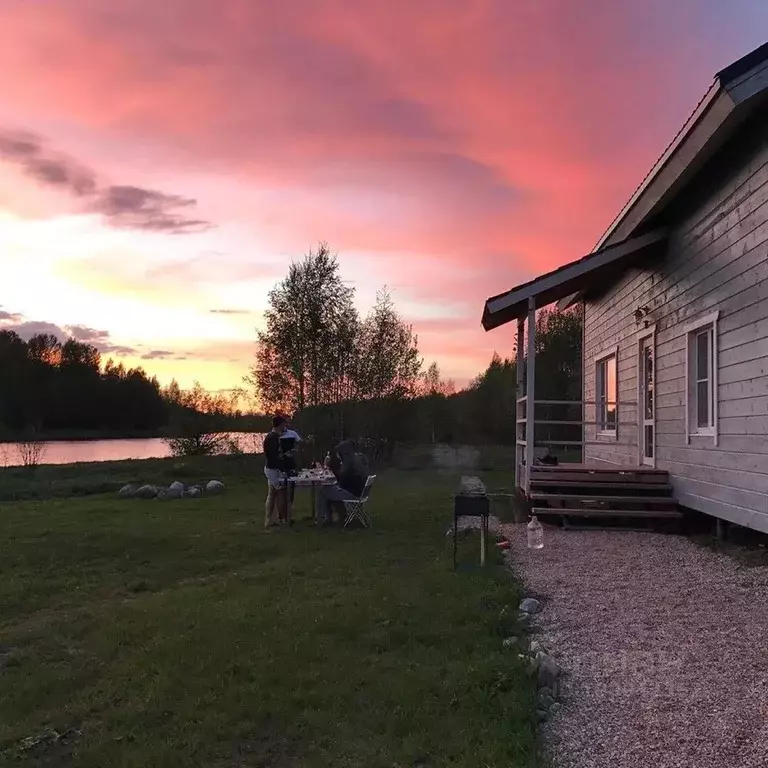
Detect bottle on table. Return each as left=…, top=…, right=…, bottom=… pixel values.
left=527, top=515, right=544, bottom=550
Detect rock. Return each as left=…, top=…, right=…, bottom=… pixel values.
left=118, top=483, right=138, bottom=498
left=165, top=485, right=183, bottom=499
left=537, top=654, right=561, bottom=695
left=517, top=611, right=533, bottom=631
left=529, top=639, right=544, bottom=655
left=156, top=488, right=169, bottom=500
left=519, top=597, right=541, bottom=614
left=538, top=686, right=554, bottom=699
left=19, top=727, right=61, bottom=752
left=537, top=691, right=556, bottom=710
left=536, top=709, right=548, bottom=722
left=169, top=480, right=185, bottom=493
left=135, top=484, right=158, bottom=499
left=549, top=702, right=562, bottom=716
left=187, top=486, right=202, bottom=498
left=206, top=479, right=224, bottom=495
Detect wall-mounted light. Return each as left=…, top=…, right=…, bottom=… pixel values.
left=634, top=306, right=652, bottom=328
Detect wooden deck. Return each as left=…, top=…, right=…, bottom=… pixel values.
left=529, top=463, right=681, bottom=527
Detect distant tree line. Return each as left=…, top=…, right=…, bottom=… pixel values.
left=0, top=330, right=269, bottom=439
left=250, top=243, right=583, bottom=458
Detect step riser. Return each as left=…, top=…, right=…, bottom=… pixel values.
left=533, top=508, right=682, bottom=519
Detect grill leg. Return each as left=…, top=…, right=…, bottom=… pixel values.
left=453, top=515, right=458, bottom=569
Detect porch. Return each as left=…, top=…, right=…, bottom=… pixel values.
left=481, top=229, right=680, bottom=524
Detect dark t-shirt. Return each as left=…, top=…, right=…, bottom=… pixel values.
left=337, top=452, right=368, bottom=497
left=263, top=431, right=282, bottom=470
left=279, top=436, right=298, bottom=473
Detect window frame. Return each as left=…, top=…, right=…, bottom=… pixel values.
left=684, top=311, right=719, bottom=445
left=636, top=325, right=657, bottom=467
left=594, top=346, right=619, bottom=438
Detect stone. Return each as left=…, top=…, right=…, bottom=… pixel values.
left=538, top=686, right=554, bottom=699
left=537, top=654, right=561, bottom=695
left=206, top=479, right=224, bottom=495
left=537, top=691, right=556, bottom=710
left=118, top=483, right=138, bottom=498
left=169, top=480, right=185, bottom=493
left=156, top=488, right=168, bottom=500
left=517, top=612, right=533, bottom=632
left=536, top=709, right=548, bottom=722
left=135, top=484, right=158, bottom=499
left=549, top=702, right=562, bottom=716
left=187, top=486, right=202, bottom=498
left=165, top=485, right=183, bottom=499
left=19, top=727, right=62, bottom=752
left=519, top=597, right=541, bottom=614
left=529, top=640, right=544, bottom=655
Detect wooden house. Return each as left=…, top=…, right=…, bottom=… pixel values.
left=482, top=41, right=768, bottom=533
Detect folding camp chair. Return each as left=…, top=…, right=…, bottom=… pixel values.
left=342, top=475, right=376, bottom=529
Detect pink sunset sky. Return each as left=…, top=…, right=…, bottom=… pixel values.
left=1, top=1, right=766, bottom=392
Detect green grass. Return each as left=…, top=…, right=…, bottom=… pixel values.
left=0, top=463, right=540, bottom=767
left=0, top=454, right=260, bottom=502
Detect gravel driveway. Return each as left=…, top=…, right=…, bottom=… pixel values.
left=503, top=525, right=768, bottom=768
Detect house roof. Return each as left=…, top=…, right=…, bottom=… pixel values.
left=482, top=39, right=768, bottom=330
left=481, top=229, right=667, bottom=330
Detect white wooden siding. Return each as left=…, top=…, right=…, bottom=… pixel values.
left=584, top=132, right=768, bottom=532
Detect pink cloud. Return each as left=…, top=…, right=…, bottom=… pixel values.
left=0, top=1, right=767, bottom=384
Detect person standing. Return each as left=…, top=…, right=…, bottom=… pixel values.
left=263, top=415, right=288, bottom=528
left=278, top=418, right=301, bottom=522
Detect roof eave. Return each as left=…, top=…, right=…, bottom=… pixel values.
left=482, top=229, right=667, bottom=330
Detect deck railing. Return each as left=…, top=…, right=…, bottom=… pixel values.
left=515, top=398, right=638, bottom=494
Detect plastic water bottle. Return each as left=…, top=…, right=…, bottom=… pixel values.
left=527, top=515, right=544, bottom=550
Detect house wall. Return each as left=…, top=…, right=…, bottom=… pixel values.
left=584, top=121, right=768, bottom=533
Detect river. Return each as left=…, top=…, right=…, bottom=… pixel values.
left=0, top=433, right=266, bottom=467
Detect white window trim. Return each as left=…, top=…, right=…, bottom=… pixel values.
left=594, top=346, right=619, bottom=439
left=684, top=311, right=719, bottom=445
left=636, top=326, right=656, bottom=467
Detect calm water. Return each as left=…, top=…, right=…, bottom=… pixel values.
left=0, top=433, right=266, bottom=467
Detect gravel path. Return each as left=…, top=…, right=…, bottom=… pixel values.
left=502, top=525, right=768, bottom=768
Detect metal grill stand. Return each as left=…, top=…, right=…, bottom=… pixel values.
left=453, top=492, right=491, bottom=569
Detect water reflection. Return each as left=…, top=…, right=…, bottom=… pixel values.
left=0, top=433, right=265, bottom=467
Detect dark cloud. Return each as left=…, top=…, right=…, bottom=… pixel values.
left=65, top=324, right=110, bottom=342
left=90, top=185, right=212, bottom=234
left=209, top=308, right=251, bottom=315
left=64, top=325, right=136, bottom=356
left=7, top=320, right=66, bottom=341
left=140, top=349, right=175, bottom=360
left=0, top=130, right=97, bottom=196
left=0, top=312, right=136, bottom=356
left=102, top=344, right=138, bottom=357
left=0, top=129, right=211, bottom=234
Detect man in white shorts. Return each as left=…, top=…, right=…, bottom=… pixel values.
left=263, top=415, right=287, bottom=528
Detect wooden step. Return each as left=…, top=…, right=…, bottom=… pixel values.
left=530, top=493, right=676, bottom=506
left=533, top=507, right=682, bottom=519
left=530, top=464, right=666, bottom=474
left=530, top=480, right=672, bottom=492
left=530, top=472, right=668, bottom=485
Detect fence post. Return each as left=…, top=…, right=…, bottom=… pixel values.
left=516, top=317, right=525, bottom=492
left=525, top=297, right=536, bottom=495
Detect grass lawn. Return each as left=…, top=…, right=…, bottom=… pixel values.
left=0, top=461, right=539, bottom=767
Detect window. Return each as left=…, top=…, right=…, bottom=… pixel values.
left=596, top=352, right=617, bottom=433
left=686, top=312, right=719, bottom=441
